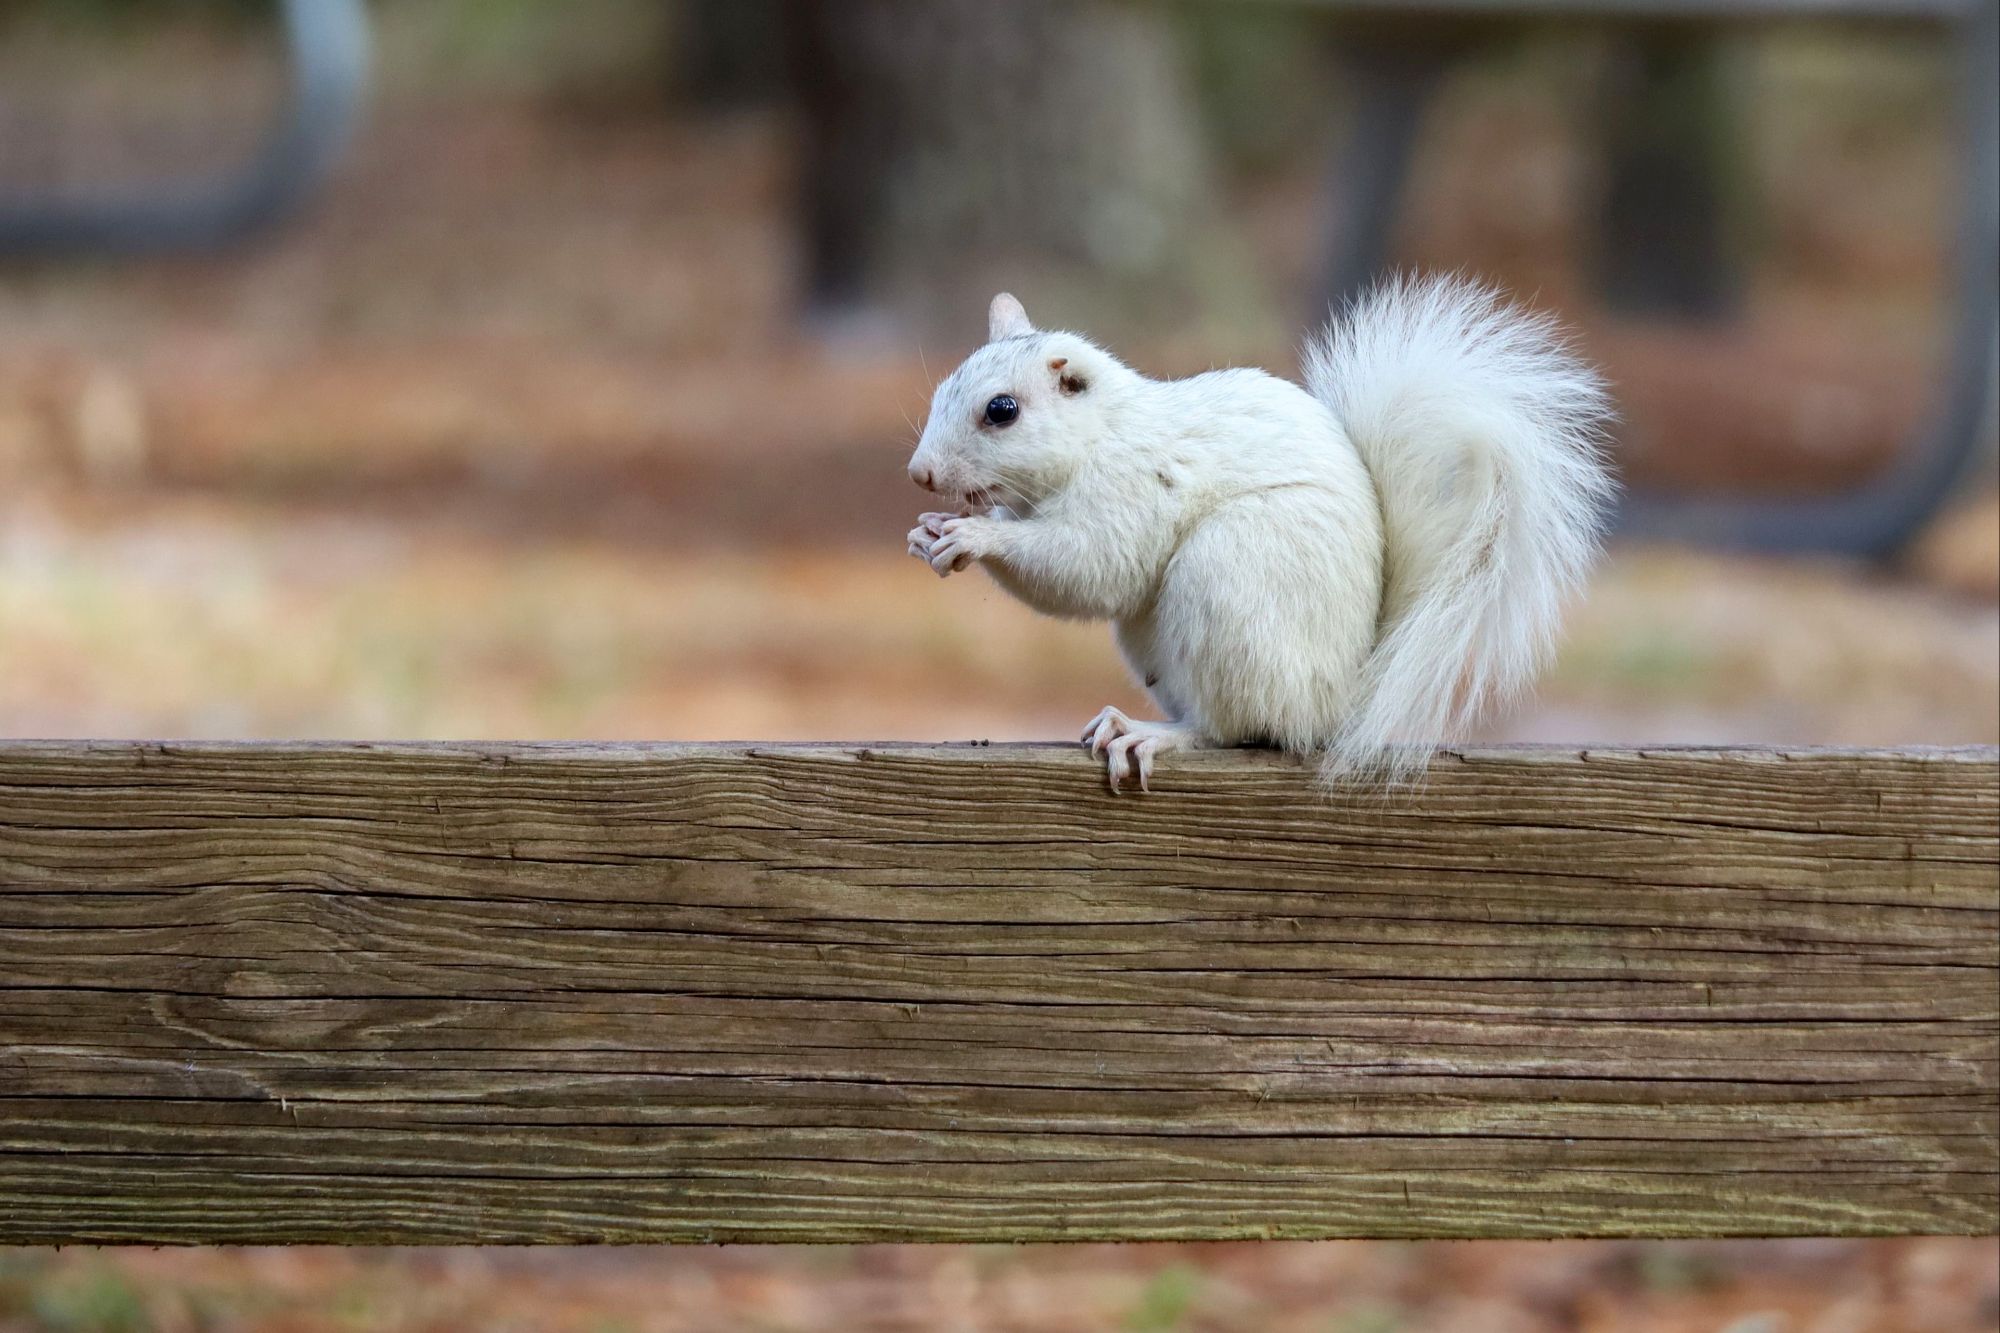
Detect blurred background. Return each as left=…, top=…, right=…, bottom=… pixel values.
left=0, top=0, right=1994, bottom=1330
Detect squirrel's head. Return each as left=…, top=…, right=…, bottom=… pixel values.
left=907, top=293, right=1127, bottom=513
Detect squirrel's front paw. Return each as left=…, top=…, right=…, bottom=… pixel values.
left=913, top=515, right=993, bottom=578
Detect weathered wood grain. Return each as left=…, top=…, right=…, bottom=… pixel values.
left=0, top=741, right=1993, bottom=1244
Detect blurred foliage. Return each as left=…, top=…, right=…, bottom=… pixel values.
left=0, top=0, right=270, bottom=30
left=26, top=1264, right=152, bottom=1333
left=1174, top=2, right=1338, bottom=176
left=370, top=0, right=678, bottom=107
left=1123, top=1265, right=1202, bottom=1331
left=0, top=0, right=682, bottom=108
left=1631, top=1245, right=1728, bottom=1296
left=1329, top=1306, right=1409, bottom=1333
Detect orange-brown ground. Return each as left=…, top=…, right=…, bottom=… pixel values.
left=5, top=1238, right=1997, bottom=1333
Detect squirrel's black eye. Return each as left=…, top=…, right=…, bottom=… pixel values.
left=983, top=394, right=1019, bottom=427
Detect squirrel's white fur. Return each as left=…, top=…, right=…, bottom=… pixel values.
left=906, top=276, right=1614, bottom=791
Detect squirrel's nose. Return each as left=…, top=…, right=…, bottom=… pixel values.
left=910, top=464, right=936, bottom=492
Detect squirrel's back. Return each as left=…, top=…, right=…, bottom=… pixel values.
left=1304, top=274, right=1615, bottom=781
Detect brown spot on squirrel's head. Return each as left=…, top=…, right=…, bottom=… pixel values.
left=1049, top=356, right=1088, bottom=396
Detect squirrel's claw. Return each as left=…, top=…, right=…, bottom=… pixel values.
left=1082, top=706, right=1132, bottom=758
left=1104, top=734, right=1137, bottom=793
left=1104, top=732, right=1162, bottom=793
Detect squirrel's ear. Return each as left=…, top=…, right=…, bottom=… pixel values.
left=987, top=292, right=1034, bottom=342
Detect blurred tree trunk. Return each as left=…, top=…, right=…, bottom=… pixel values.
left=1591, top=25, right=1746, bottom=321
left=673, top=0, right=786, bottom=109
left=787, top=0, right=1240, bottom=341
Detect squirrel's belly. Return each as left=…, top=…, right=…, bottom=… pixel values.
left=1146, top=484, right=1382, bottom=751
left=1114, top=614, right=1190, bottom=723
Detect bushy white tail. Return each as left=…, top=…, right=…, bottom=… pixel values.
left=1304, top=273, right=1615, bottom=783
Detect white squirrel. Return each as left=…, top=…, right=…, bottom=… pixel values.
left=905, top=274, right=1614, bottom=792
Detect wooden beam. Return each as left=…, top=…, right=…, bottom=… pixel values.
left=0, top=741, right=1993, bottom=1244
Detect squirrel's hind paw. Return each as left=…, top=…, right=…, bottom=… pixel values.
left=1081, top=708, right=1201, bottom=794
